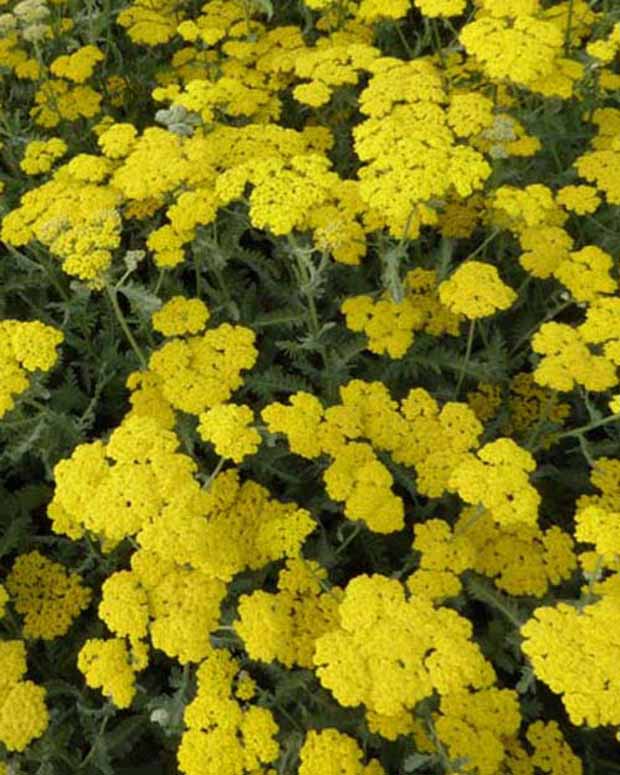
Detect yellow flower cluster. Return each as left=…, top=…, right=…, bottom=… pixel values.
left=177, top=648, right=279, bottom=775
left=460, top=3, right=565, bottom=91
left=30, top=79, right=102, bottom=128
left=314, top=574, right=497, bottom=730
left=521, top=594, right=620, bottom=726
left=415, top=0, right=465, bottom=18
left=78, top=637, right=147, bottom=709
left=553, top=245, right=616, bottom=303
left=264, top=381, right=484, bottom=527
left=100, top=551, right=225, bottom=664
left=354, top=57, right=491, bottom=238
left=457, top=509, right=576, bottom=596
left=532, top=297, right=620, bottom=392
left=49, top=45, right=104, bottom=83
left=449, top=438, right=540, bottom=527
left=125, top=370, right=176, bottom=429
left=148, top=323, right=258, bottom=414
left=342, top=268, right=461, bottom=358
left=323, top=441, right=405, bottom=533
left=556, top=184, right=601, bottom=215
left=48, top=415, right=197, bottom=543
left=438, top=261, right=517, bottom=319
left=434, top=687, right=522, bottom=775
left=413, top=512, right=576, bottom=598
left=151, top=296, right=210, bottom=337
left=0, top=640, right=48, bottom=752
left=293, top=42, right=379, bottom=108
left=298, top=729, right=384, bottom=775
left=20, top=137, right=67, bottom=175
left=137, top=467, right=316, bottom=583
left=0, top=319, right=63, bottom=418
left=6, top=551, right=91, bottom=639
left=197, top=403, right=261, bottom=463
left=1, top=165, right=121, bottom=282
left=576, top=503, right=620, bottom=567
left=235, top=559, right=340, bottom=668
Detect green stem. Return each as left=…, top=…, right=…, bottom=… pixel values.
left=334, top=523, right=362, bottom=556
left=104, top=281, right=147, bottom=370
left=204, top=456, right=226, bottom=489
left=454, top=318, right=475, bottom=399
left=467, top=577, right=525, bottom=629
left=509, top=299, right=573, bottom=357
left=564, top=0, right=574, bottom=54
left=465, top=228, right=501, bottom=261
left=394, top=20, right=413, bottom=59
left=554, top=411, right=620, bottom=440
left=428, top=18, right=446, bottom=67
left=154, top=269, right=165, bottom=296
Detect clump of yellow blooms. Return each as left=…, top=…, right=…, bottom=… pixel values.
left=48, top=414, right=198, bottom=543
left=341, top=294, right=424, bottom=358
left=556, top=185, right=601, bottom=215
left=264, top=381, right=485, bottom=522
left=49, top=45, right=104, bottom=83
left=323, top=441, right=405, bottom=533
left=6, top=551, right=91, bottom=639
left=0, top=640, right=48, bottom=752
left=490, top=184, right=568, bottom=234
left=438, top=261, right=517, bottom=319
left=177, top=647, right=279, bottom=775
left=20, top=137, right=67, bottom=174
left=148, top=323, right=258, bottom=414
left=298, top=729, right=385, bottom=775
left=314, top=574, right=497, bottom=721
left=78, top=637, right=146, bottom=709
left=342, top=268, right=461, bottom=358
left=434, top=687, right=522, bottom=775
left=125, top=369, right=176, bottom=429
left=1, top=166, right=121, bottom=283
left=460, top=1, right=565, bottom=91
left=118, top=0, right=186, bottom=45
left=136, top=468, right=316, bottom=583
left=353, top=57, right=491, bottom=238
left=532, top=298, right=620, bottom=392
left=457, top=508, right=576, bottom=596
left=151, top=296, right=210, bottom=337
left=521, top=594, right=620, bottom=726
left=518, top=225, right=574, bottom=279
left=234, top=559, right=340, bottom=668
left=100, top=551, right=226, bottom=664
left=449, top=438, right=540, bottom=527
left=197, top=403, right=261, bottom=463
left=415, top=0, right=465, bottom=18
left=5, top=0, right=620, bottom=770
left=0, top=319, right=63, bottom=418
left=293, top=42, right=379, bottom=108
left=391, top=389, right=484, bottom=498
left=553, top=245, right=616, bottom=303
left=575, top=505, right=620, bottom=567
left=525, top=721, right=583, bottom=775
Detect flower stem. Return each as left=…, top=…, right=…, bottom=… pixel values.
left=104, top=281, right=147, bottom=370
left=454, top=318, right=475, bottom=399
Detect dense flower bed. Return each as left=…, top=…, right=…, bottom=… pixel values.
left=0, top=0, right=620, bottom=773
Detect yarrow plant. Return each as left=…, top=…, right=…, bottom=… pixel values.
left=0, top=0, right=620, bottom=773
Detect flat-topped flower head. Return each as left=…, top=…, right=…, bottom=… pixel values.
left=439, top=261, right=516, bottom=319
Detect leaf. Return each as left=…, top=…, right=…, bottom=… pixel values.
left=250, top=0, right=273, bottom=19
left=245, top=366, right=312, bottom=399
left=102, top=715, right=148, bottom=759
left=118, top=281, right=162, bottom=316
left=403, top=753, right=435, bottom=772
